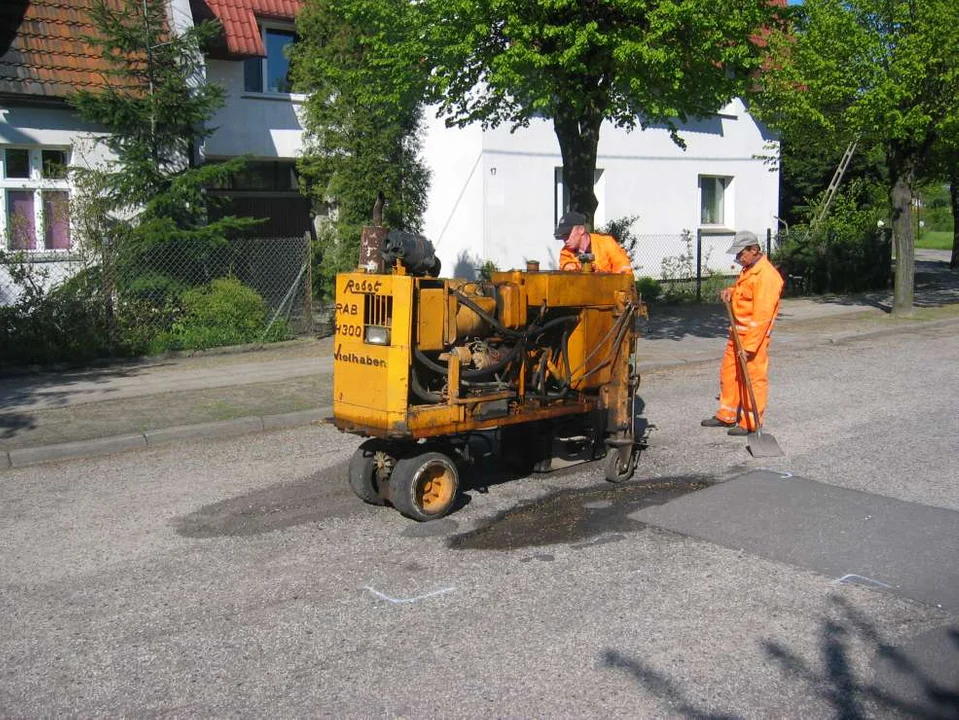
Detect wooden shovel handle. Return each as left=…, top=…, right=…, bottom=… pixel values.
left=724, top=300, right=762, bottom=433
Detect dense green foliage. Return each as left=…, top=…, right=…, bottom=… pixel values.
left=69, top=0, right=259, bottom=310
left=756, top=0, right=959, bottom=312
left=292, top=0, right=430, bottom=299
left=1, top=0, right=287, bottom=366
left=164, top=277, right=288, bottom=351
left=774, top=183, right=892, bottom=295
left=420, top=1, right=780, bottom=225
left=0, top=254, right=111, bottom=366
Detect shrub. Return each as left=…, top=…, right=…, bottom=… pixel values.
left=773, top=184, right=891, bottom=295
left=168, top=277, right=281, bottom=351
left=0, top=254, right=111, bottom=366
left=635, top=276, right=662, bottom=303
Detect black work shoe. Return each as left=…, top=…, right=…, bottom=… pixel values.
left=727, top=426, right=749, bottom=436
left=701, top=417, right=735, bottom=428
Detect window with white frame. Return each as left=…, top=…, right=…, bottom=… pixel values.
left=243, top=24, right=297, bottom=94
left=1, top=146, right=71, bottom=252
left=700, top=175, right=730, bottom=226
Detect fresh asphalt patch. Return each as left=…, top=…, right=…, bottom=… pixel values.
left=631, top=470, right=959, bottom=716
left=448, top=476, right=709, bottom=551
left=631, top=470, right=959, bottom=611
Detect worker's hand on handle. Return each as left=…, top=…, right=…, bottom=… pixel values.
left=720, top=287, right=733, bottom=303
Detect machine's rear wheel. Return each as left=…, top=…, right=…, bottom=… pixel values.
left=389, top=451, right=459, bottom=521
left=604, top=444, right=637, bottom=483
left=348, top=439, right=390, bottom=506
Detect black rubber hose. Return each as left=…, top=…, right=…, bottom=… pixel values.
left=414, top=344, right=520, bottom=379
left=452, top=290, right=527, bottom=339
left=409, top=365, right=443, bottom=403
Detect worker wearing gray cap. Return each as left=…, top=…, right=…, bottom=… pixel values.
left=701, top=230, right=784, bottom=436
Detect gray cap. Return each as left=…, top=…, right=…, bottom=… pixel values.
left=726, top=230, right=760, bottom=254
left=554, top=210, right=586, bottom=238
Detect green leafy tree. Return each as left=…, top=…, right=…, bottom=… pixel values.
left=925, top=116, right=959, bottom=268
left=419, top=0, right=781, bottom=226
left=69, top=0, right=257, bottom=299
left=292, top=0, right=430, bottom=297
left=756, top=0, right=959, bottom=313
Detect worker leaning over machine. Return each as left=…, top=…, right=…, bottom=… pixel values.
left=555, top=210, right=633, bottom=274
left=702, top=230, right=784, bottom=436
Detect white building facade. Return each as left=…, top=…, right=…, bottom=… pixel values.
left=422, top=98, right=780, bottom=279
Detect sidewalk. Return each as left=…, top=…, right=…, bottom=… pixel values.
left=2, top=250, right=957, bottom=468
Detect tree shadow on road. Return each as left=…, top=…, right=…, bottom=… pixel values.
left=642, top=303, right=729, bottom=341
left=0, top=413, right=36, bottom=439
left=0, top=363, right=166, bottom=410
left=602, top=594, right=959, bottom=718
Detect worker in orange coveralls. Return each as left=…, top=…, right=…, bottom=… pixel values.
left=554, top=210, right=633, bottom=274
left=701, top=230, right=784, bottom=436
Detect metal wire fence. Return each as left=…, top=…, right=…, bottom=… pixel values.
left=1, top=234, right=313, bottom=364
left=627, top=229, right=777, bottom=301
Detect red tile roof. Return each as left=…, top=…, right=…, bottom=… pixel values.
left=201, top=0, right=301, bottom=58
left=0, top=0, right=302, bottom=100
left=0, top=0, right=128, bottom=99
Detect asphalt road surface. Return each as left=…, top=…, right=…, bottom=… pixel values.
left=1, top=323, right=957, bottom=717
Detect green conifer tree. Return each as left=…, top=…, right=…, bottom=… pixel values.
left=70, top=0, right=258, bottom=301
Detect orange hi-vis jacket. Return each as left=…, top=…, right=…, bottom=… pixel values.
left=730, top=254, right=784, bottom=352
left=715, top=253, right=785, bottom=429
left=560, top=233, right=633, bottom=274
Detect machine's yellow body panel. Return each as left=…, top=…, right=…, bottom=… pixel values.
left=332, top=267, right=640, bottom=440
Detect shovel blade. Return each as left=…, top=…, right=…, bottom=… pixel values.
left=747, top=430, right=784, bottom=458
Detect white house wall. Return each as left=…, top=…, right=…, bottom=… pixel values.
left=0, top=104, right=112, bottom=168
left=203, top=59, right=305, bottom=160
left=421, top=99, right=780, bottom=279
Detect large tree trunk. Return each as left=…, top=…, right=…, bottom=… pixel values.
left=553, top=107, right=602, bottom=227
left=888, top=152, right=916, bottom=315
left=950, top=174, right=959, bottom=270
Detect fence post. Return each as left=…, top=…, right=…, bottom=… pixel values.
left=766, top=228, right=772, bottom=256
left=303, top=231, right=314, bottom=335
left=101, top=237, right=116, bottom=356
left=695, top=228, right=702, bottom=302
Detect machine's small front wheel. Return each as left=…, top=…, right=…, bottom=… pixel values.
left=390, top=451, right=459, bottom=521
left=604, top=444, right=637, bottom=483
left=348, top=439, right=390, bottom=506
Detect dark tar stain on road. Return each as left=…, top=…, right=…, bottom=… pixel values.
left=173, top=461, right=358, bottom=538
left=448, top=476, right=711, bottom=551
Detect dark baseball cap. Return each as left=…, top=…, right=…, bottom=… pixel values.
left=554, top=210, right=586, bottom=238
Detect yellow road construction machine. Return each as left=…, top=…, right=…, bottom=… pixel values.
left=332, top=228, right=646, bottom=521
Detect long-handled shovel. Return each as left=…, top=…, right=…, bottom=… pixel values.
left=725, top=301, right=784, bottom=458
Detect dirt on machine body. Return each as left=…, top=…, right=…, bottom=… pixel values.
left=332, top=227, right=646, bottom=521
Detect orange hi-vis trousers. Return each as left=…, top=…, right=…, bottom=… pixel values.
left=716, top=335, right=771, bottom=430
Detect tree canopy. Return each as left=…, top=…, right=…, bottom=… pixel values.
left=419, top=0, right=782, bottom=225
left=292, top=0, right=430, bottom=293
left=756, top=0, right=959, bottom=313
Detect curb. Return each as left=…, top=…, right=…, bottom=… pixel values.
left=3, top=407, right=333, bottom=469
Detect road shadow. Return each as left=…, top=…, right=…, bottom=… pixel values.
left=0, top=413, right=36, bottom=439
left=602, top=594, right=959, bottom=718
left=797, top=254, right=959, bottom=312
left=0, top=360, right=172, bottom=420
left=642, top=303, right=730, bottom=341
left=173, top=460, right=360, bottom=537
